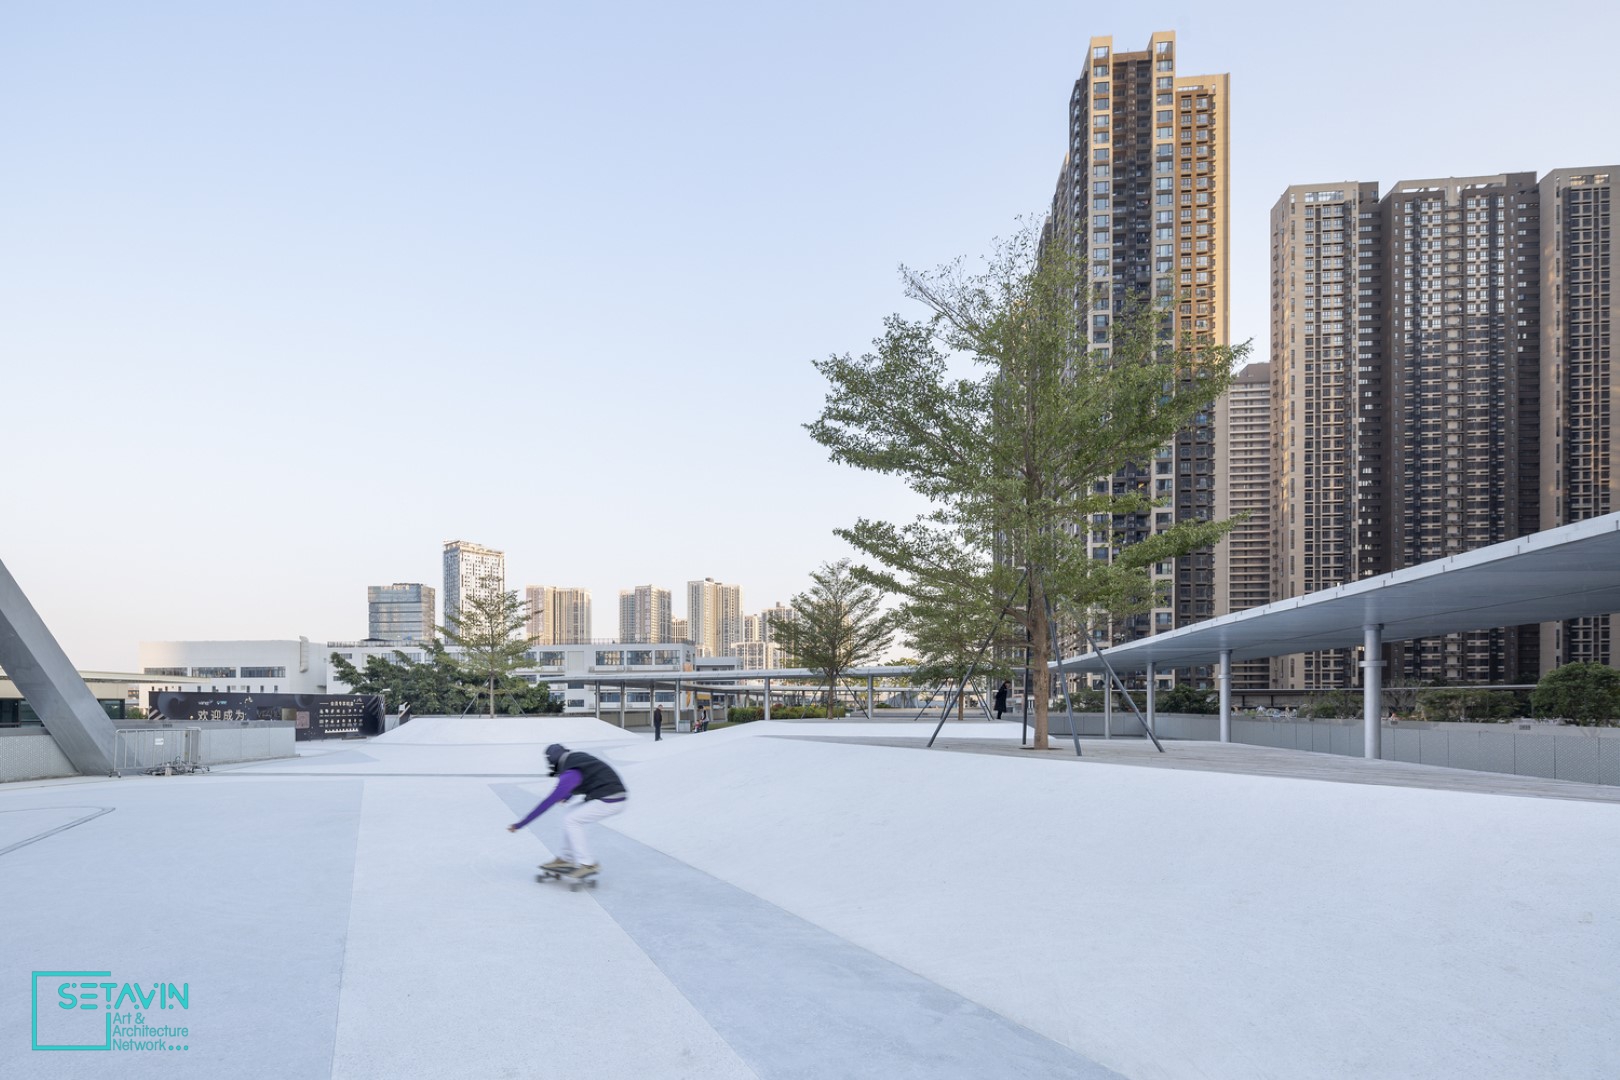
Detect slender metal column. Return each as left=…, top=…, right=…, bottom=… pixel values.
left=1362, top=624, right=1384, bottom=759
left=1145, top=662, right=1157, bottom=738
left=1103, top=680, right=1112, bottom=739
left=1219, top=649, right=1233, bottom=743
left=866, top=675, right=874, bottom=719
left=763, top=678, right=771, bottom=721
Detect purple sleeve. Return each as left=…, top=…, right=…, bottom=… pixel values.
left=512, top=770, right=581, bottom=829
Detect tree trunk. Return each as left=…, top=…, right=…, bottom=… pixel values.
left=488, top=677, right=496, bottom=718
left=1031, top=588, right=1050, bottom=749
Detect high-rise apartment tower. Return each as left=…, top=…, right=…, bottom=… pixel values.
left=525, top=586, right=592, bottom=645
left=618, top=585, right=672, bottom=643
left=687, top=578, right=743, bottom=658
left=441, top=540, right=505, bottom=633
left=1212, top=362, right=1272, bottom=688
left=1539, top=167, right=1618, bottom=668
left=1048, top=31, right=1229, bottom=657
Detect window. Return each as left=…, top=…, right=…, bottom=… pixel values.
left=191, top=667, right=236, bottom=679
left=143, top=667, right=188, bottom=677
left=241, top=666, right=286, bottom=679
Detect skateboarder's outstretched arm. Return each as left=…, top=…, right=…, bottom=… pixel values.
left=507, top=769, right=583, bottom=832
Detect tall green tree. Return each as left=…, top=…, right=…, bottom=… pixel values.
left=807, top=228, right=1247, bottom=748
left=771, top=560, right=895, bottom=710
left=442, top=589, right=538, bottom=718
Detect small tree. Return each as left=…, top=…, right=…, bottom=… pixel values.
left=1531, top=662, right=1620, bottom=726
left=442, top=590, right=538, bottom=718
left=772, top=560, right=895, bottom=710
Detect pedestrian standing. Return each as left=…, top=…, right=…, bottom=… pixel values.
left=653, top=704, right=663, bottom=741
left=994, top=680, right=1011, bottom=720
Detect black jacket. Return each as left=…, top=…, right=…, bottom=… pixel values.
left=560, top=750, right=627, bottom=800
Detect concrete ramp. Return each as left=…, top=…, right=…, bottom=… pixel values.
left=0, top=558, right=114, bottom=774
left=371, top=714, right=643, bottom=746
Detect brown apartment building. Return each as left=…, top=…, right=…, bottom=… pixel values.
left=1540, top=168, right=1619, bottom=668
left=1270, top=169, right=1614, bottom=687
left=1269, top=183, right=1386, bottom=687
left=1047, top=31, right=1230, bottom=679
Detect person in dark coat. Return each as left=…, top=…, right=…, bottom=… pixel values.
left=994, top=680, right=1011, bottom=720
left=653, top=704, right=664, bottom=741
left=509, top=743, right=628, bottom=881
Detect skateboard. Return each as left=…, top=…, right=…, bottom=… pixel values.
left=536, top=867, right=599, bottom=891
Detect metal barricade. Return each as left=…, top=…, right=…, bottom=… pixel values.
left=113, top=727, right=206, bottom=777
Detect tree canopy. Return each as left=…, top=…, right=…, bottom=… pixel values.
left=329, top=640, right=557, bottom=717
left=443, top=588, right=546, bottom=717
left=806, top=229, right=1248, bottom=747
left=771, top=559, right=895, bottom=709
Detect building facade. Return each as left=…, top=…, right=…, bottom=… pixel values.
left=687, top=578, right=743, bottom=657
left=1212, top=362, right=1272, bottom=688
left=1383, top=174, right=1543, bottom=683
left=525, top=585, right=592, bottom=645
left=1268, top=182, right=1386, bottom=687
left=139, top=639, right=325, bottom=695
left=442, top=540, right=505, bottom=633
left=367, top=583, right=436, bottom=643
left=1048, top=30, right=1230, bottom=670
left=1269, top=167, right=1615, bottom=686
left=1539, top=167, right=1619, bottom=668
left=618, top=585, right=673, bottom=644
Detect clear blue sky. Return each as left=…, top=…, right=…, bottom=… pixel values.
left=4, top=1, right=1616, bottom=669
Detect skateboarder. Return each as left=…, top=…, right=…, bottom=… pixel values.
left=507, top=743, right=627, bottom=882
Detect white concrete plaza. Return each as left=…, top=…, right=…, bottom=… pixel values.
left=3, top=716, right=1616, bottom=1079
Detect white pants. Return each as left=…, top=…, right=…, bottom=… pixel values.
left=562, top=798, right=625, bottom=866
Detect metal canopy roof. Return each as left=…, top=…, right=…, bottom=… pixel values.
left=1057, top=512, right=1620, bottom=675
left=569, top=665, right=916, bottom=688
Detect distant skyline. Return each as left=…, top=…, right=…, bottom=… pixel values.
left=5, top=2, right=1617, bottom=669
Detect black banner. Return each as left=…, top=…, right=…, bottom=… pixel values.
left=147, top=691, right=385, bottom=739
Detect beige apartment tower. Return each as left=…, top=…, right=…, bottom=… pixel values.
left=1049, top=31, right=1230, bottom=667
left=525, top=586, right=592, bottom=645
left=1212, top=362, right=1271, bottom=688
left=618, top=586, right=672, bottom=644
left=687, top=578, right=743, bottom=658
left=1268, top=182, right=1386, bottom=687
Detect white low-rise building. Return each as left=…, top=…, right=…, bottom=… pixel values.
left=141, top=637, right=702, bottom=715
left=138, top=639, right=326, bottom=695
